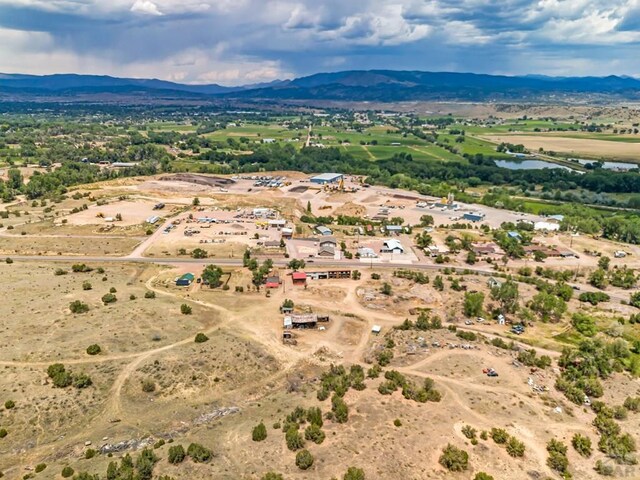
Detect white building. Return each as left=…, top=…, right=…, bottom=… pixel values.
left=381, top=239, right=405, bottom=254
left=357, top=247, right=377, bottom=258
left=534, top=221, right=561, bottom=232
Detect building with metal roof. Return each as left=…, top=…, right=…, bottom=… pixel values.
left=310, top=173, right=344, bottom=185
left=381, top=239, right=405, bottom=254
left=176, top=273, right=195, bottom=286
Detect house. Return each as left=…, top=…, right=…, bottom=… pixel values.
left=315, top=225, right=333, bottom=236
left=281, top=227, right=293, bottom=238
left=372, top=325, right=382, bottom=334
left=472, top=244, right=497, bottom=255
left=426, top=245, right=440, bottom=257
left=263, top=138, right=276, bottom=144
left=319, top=236, right=337, bottom=248
left=292, top=272, right=307, bottom=286
left=310, top=173, right=343, bottom=185
left=385, top=225, right=404, bottom=234
left=487, top=277, right=503, bottom=289
left=317, top=245, right=336, bottom=257
left=507, top=231, right=522, bottom=240
left=265, top=276, right=281, bottom=289
left=534, top=221, right=561, bottom=232
left=357, top=247, right=377, bottom=258
left=463, top=212, right=485, bottom=222
left=381, top=239, right=404, bottom=254
left=176, top=273, right=195, bottom=286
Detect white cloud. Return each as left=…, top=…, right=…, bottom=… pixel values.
left=130, top=0, right=162, bottom=16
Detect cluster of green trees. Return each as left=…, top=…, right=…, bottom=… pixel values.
left=377, top=370, right=441, bottom=403
left=46, top=363, right=92, bottom=389
left=317, top=364, right=366, bottom=400
left=243, top=251, right=274, bottom=288
left=395, top=312, right=443, bottom=332
left=201, top=265, right=223, bottom=287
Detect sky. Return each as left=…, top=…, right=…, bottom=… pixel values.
left=1, top=0, right=640, bottom=85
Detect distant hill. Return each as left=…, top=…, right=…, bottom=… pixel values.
left=2, top=70, right=640, bottom=102
left=229, top=70, right=640, bottom=101
left=0, top=73, right=288, bottom=97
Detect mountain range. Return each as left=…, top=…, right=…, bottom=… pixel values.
left=2, top=70, right=640, bottom=102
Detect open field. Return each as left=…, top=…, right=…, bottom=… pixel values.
left=0, top=235, right=141, bottom=256
left=2, top=255, right=639, bottom=479
left=481, top=134, right=640, bottom=161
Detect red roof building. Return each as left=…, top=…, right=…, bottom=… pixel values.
left=292, top=272, right=307, bottom=285
left=265, top=276, right=281, bottom=289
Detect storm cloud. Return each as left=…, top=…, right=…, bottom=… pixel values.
left=0, top=0, right=639, bottom=84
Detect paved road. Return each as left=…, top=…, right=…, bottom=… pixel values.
left=6, top=253, right=631, bottom=303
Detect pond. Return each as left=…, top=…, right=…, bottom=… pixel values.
left=495, top=159, right=573, bottom=171
left=574, top=159, right=639, bottom=170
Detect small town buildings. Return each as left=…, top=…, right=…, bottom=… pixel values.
left=281, top=227, right=293, bottom=238
left=319, top=236, right=338, bottom=248
left=111, top=162, right=137, bottom=168
left=265, top=276, right=281, bottom=289
left=507, top=231, right=522, bottom=240
left=253, top=208, right=274, bottom=218
left=463, top=212, right=486, bottom=222
left=385, top=225, right=404, bottom=234
left=372, top=325, right=382, bottom=334
left=472, top=244, right=497, bottom=255
left=317, top=245, right=336, bottom=257
left=288, top=314, right=318, bottom=329
left=534, top=221, right=561, bottom=232
left=176, top=273, right=195, bottom=286
left=357, top=247, right=377, bottom=258
left=306, top=270, right=351, bottom=280
left=381, top=239, right=405, bottom=254
left=264, top=240, right=281, bottom=249
left=310, top=173, right=344, bottom=185
left=292, top=272, right=307, bottom=285
left=268, top=219, right=287, bottom=228
left=523, top=245, right=562, bottom=257
left=315, top=225, right=333, bottom=236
